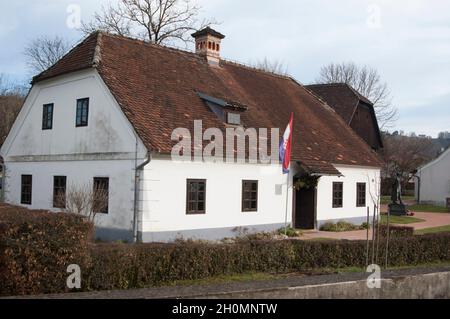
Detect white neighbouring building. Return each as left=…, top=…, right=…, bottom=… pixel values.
left=0, top=29, right=382, bottom=242
left=415, top=147, right=450, bottom=207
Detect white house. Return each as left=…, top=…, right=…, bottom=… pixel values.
left=0, top=29, right=382, bottom=242
left=415, top=147, right=450, bottom=207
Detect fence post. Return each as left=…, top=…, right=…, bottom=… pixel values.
left=366, top=206, right=370, bottom=267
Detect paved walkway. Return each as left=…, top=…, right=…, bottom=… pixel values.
left=301, top=212, right=450, bottom=241
left=5, top=266, right=450, bottom=299
left=408, top=212, right=450, bottom=229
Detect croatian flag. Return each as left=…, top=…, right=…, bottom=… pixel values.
left=279, top=113, right=294, bottom=174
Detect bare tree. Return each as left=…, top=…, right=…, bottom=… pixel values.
left=55, top=183, right=109, bottom=223
left=81, top=0, right=216, bottom=45
left=81, top=2, right=132, bottom=37
left=255, top=57, right=288, bottom=75
left=315, top=62, right=398, bottom=129
left=0, top=75, right=25, bottom=146
left=24, top=36, right=71, bottom=74
left=380, top=133, right=435, bottom=183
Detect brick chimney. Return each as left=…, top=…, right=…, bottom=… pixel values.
left=191, top=27, right=225, bottom=66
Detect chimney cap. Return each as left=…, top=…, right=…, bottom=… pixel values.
left=191, top=27, right=225, bottom=39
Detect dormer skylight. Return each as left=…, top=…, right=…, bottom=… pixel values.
left=227, top=112, right=241, bottom=125
left=197, top=92, right=247, bottom=126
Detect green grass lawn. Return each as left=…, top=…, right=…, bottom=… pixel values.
left=415, top=225, right=450, bottom=235
left=381, top=196, right=415, bottom=205
left=408, top=204, right=449, bottom=213
left=168, top=260, right=450, bottom=287
left=380, top=214, right=425, bottom=224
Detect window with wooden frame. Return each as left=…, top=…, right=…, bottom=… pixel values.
left=42, top=103, right=54, bottom=130
left=93, top=177, right=109, bottom=214
left=21, top=175, right=32, bottom=205
left=356, top=183, right=366, bottom=207
left=76, top=98, right=89, bottom=127
left=242, top=180, right=258, bottom=212
left=332, top=182, right=343, bottom=208
left=53, top=176, right=67, bottom=208
left=186, top=179, right=206, bottom=214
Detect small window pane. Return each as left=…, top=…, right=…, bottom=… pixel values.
left=93, top=177, right=109, bottom=214
left=21, top=175, right=32, bottom=205
left=42, top=103, right=54, bottom=130
left=53, top=176, right=67, bottom=208
left=357, top=183, right=366, bottom=207
left=332, top=182, right=343, bottom=208
left=186, top=179, right=206, bottom=214
left=242, top=180, right=258, bottom=212
left=76, top=98, right=89, bottom=127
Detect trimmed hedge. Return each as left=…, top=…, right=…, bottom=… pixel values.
left=1, top=203, right=450, bottom=296
left=0, top=204, right=93, bottom=296
left=84, top=233, right=450, bottom=291
left=379, top=224, right=415, bottom=238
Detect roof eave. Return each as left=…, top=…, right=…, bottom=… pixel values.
left=31, top=31, right=102, bottom=85
left=32, top=66, right=96, bottom=85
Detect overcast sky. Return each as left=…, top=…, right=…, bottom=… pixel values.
left=1, top=0, right=449, bottom=137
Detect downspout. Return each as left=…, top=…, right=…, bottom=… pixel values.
left=132, top=145, right=151, bottom=243
left=0, top=162, right=5, bottom=202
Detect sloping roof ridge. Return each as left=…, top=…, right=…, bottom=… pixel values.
left=98, top=31, right=204, bottom=61
left=307, top=82, right=348, bottom=88
left=32, top=31, right=101, bottom=84
left=344, top=83, right=373, bottom=106
left=99, top=31, right=293, bottom=80
left=418, top=144, right=450, bottom=172
left=92, top=31, right=103, bottom=66
left=221, top=59, right=293, bottom=80
left=307, top=82, right=372, bottom=124
left=307, top=82, right=373, bottom=105
left=301, top=82, right=338, bottom=114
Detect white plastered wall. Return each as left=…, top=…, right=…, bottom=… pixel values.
left=316, top=165, right=381, bottom=226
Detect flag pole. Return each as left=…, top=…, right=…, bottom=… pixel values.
left=281, top=112, right=294, bottom=236
left=284, top=167, right=290, bottom=235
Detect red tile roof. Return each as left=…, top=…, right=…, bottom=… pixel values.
left=306, top=83, right=367, bottom=124
left=306, top=83, right=383, bottom=149
left=33, top=32, right=99, bottom=83
left=33, top=32, right=383, bottom=174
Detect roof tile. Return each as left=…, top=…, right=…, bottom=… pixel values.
left=33, top=33, right=383, bottom=173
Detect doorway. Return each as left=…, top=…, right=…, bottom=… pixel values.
left=293, top=180, right=316, bottom=229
